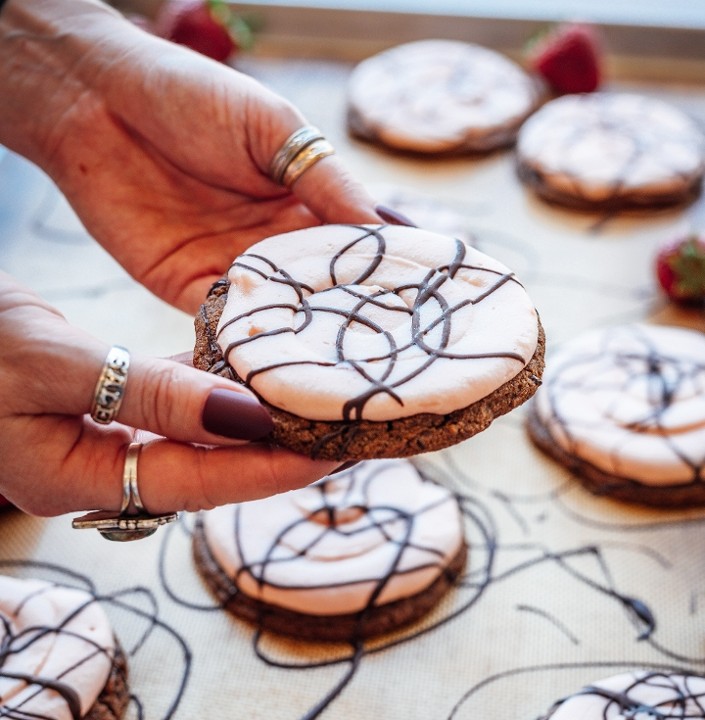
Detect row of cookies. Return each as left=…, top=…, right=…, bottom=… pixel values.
left=347, top=39, right=705, bottom=211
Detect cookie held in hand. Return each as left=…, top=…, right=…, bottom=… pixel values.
left=195, top=224, right=544, bottom=460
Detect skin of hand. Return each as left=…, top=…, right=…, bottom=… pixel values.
left=0, top=0, right=379, bottom=516
left=0, top=0, right=381, bottom=314
left=0, top=272, right=342, bottom=516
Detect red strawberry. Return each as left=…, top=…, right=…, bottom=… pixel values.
left=155, top=0, right=252, bottom=62
left=655, top=233, right=705, bottom=305
left=527, top=23, right=603, bottom=95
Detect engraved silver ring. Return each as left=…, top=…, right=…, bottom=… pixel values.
left=90, top=345, right=130, bottom=424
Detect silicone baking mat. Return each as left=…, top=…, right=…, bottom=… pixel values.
left=0, top=55, right=704, bottom=719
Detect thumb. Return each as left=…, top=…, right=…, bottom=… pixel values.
left=289, top=154, right=382, bottom=225
left=113, top=352, right=274, bottom=444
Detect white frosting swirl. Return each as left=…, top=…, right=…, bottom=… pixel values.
left=201, top=460, right=465, bottom=616
left=518, top=93, right=705, bottom=202
left=347, top=39, right=540, bottom=152
left=0, top=576, right=116, bottom=720
left=217, top=224, right=539, bottom=421
left=543, top=671, right=705, bottom=719
left=535, top=324, right=705, bottom=486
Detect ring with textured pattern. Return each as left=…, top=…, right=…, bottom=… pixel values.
left=90, top=345, right=130, bottom=424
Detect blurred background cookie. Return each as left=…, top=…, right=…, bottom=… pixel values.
left=517, top=92, right=705, bottom=210
left=347, top=39, right=543, bottom=154
left=527, top=323, right=705, bottom=507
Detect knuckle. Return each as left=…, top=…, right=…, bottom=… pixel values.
left=137, top=363, right=187, bottom=436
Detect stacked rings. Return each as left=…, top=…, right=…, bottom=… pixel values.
left=91, top=346, right=130, bottom=424
left=269, top=126, right=335, bottom=187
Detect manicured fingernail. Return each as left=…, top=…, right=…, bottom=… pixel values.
left=375, top=204, right=417, bottom=227
left=202, top=389, right=274, bottom=440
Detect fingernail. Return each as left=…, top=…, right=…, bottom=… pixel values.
left=202, top=389, right=274, bottom=441
left=375, top=204, right=417, bottom=227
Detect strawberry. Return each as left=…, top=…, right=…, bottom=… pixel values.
left=526, top=22, right=603, bottom=95
left=155, top=0, right=253, bottom=63
left=655, top=233, right=705, bottom=305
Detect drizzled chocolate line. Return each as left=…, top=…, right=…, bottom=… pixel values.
left=541, top=325, right=705, bottom=489
left=217, top=225, right=530, bottom=421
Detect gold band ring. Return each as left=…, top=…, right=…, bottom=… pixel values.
left=281, top=138, right=335, bottom=188
left=269, top=125, right=335, bottom=186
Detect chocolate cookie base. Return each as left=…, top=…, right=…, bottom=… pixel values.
left=192, top=516, right=467, bottom=642
left=347, top=104, right=531, bottom=156
left=526, top=402, right=705, bottom=508
left=516, top=159, right=703, bottom=212
left=194, top=278, right=545, bottom=461
left=85, top=640, right=129, bottom=720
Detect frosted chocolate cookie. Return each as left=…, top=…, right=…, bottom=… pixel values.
left=538, top=670, right=705, bottom=719
left=0, top=575, right=128, bottom=720
left=527, top=324, right=705, bottom=507
left=194, top=224, right=544, bottom=460
left=517, top=92, right=705, bottom=210
left=347, top=39, right=543, bottom=154
left=193, top=459, right=466, bottom=641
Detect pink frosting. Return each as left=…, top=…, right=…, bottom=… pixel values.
left=217, top=224, right=539, bottom=421
left=0, top=576, right=116, bottom=720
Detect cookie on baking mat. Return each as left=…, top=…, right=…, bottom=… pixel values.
left=194, top=224, right=544, bottom=460
left=527, top=323, right=705, bottom=507
left=0, top=575, right=128, bottom=720
left=347, top=39, right=543, bottom=154
left=516, top=92, right=705, bottom=210
left=193, top=459, right=466, bottom=641
left=537, top=670, right=705, bottom=719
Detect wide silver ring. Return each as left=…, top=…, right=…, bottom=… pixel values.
left=269, top=126, right=335, bottom=186
left=71, top=442, right=178, bottom=542
left=90, top=345, right=130, bottom=424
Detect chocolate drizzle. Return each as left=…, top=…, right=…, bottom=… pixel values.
left=217, top=225, right=530, bottom=422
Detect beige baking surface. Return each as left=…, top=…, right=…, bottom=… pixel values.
left=1, top=53, right=705, bottom=720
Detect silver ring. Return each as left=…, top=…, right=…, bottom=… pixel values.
left=269, top=126, right=335, bottom=186
left=281, top=137, right=335, bottom=188
left=90, top=345, right=130, bottom=424
left=71, top=442, right=178, bottom=542
left=121, top=442, right=147, bottom=515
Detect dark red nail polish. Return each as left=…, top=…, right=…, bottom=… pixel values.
left=202, top=389, right=274, bottom=440
left=375, top=204, right=417, bottom=227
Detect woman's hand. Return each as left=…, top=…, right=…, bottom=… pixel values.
left=0, top=0, right=380, bottom=314
left=0, top=272, right=340, bottom=516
